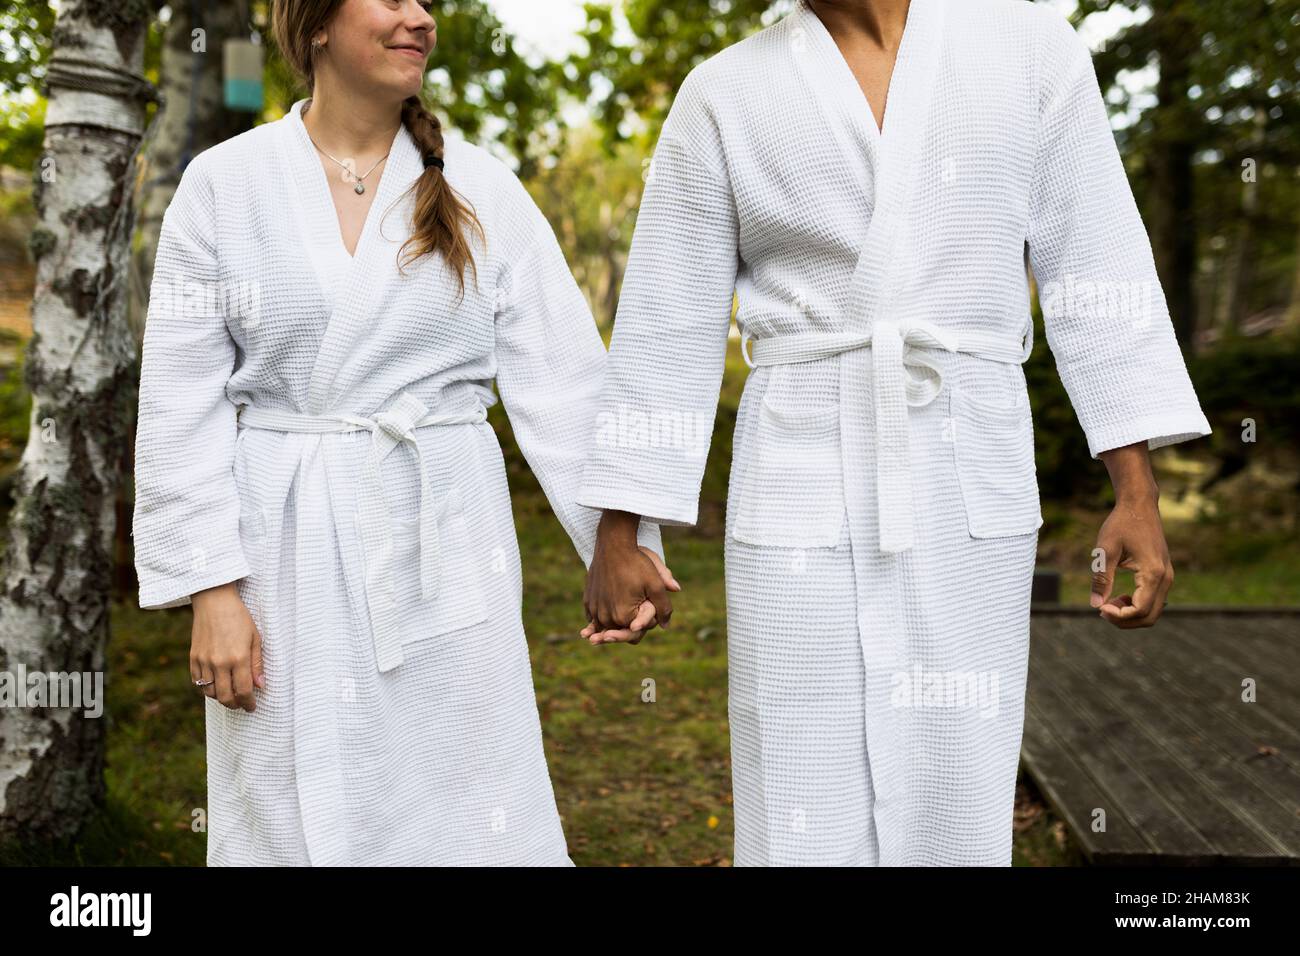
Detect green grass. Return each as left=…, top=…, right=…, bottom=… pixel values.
left=1058, top=550, right=1300, bottom=606
left=516, top=500, right=734, bottom=865
left=1050, top=510, right=1300, bottom=607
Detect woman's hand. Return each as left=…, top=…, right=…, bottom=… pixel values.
left=1093, top=443, right=1173, bottom=628
left=582, top=547, right=680, bottom=645
left=582, top=510, right=679, bottom=645
left=191, top=582, right=265, bottom=711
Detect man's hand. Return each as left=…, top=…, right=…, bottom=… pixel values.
left=582, top=510, right=679, bottom=645
left=1093, top=442, right=1174, bottom=628
left=582, top=547, right=679, bottom=645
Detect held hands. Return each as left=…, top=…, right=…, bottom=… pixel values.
left=582, top=511, right=680, bottom=645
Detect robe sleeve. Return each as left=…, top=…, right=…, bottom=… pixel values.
left=574, top=73, right=741, bottom=527
left=1026, top=11, right=1211, bottom=459
left=132, top=153, right=251, bottom=609
left=493, top=184, right=664, bottom=569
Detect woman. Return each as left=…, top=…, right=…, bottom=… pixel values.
left=578, top=0, right=1211, bottom=865
left=132, top=0, right=670, bottom=865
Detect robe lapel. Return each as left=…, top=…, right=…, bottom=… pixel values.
left=857, top=3, right=944, bottom=325
left=787, top=0, right=880, bottom=176
left=281, top=98, right=348, bottom=310
left=787, top=0, right=948, bottom=322
left=788, top=0, right=948, bottom=325
left=280, top=97, right=424, bottom=414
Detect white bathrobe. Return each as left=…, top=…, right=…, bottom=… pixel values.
left=132, top=97, right=662, bottom=865
left=577, top=0, right=1211, bottom=865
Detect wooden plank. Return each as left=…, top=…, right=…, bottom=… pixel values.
left=1130, top=617, right=1300, bottom=761
left=1024, top=613, right=1300, bottom=868
left=1095, top=615, right=1300, bottom=859
left=1040, top=616, right=1283, bottom=860
left=1169, top=617, right=1300, bottom=726
left=1192, top=614, right=1300, bottom=687
left=1246, top=616, right=1300, bottom=678
left=1027, top=613, right=1300, bottom=863
left=1019, top=691, right=1153, bottom=863
left=1042, top=615, right=1298, bottom=862
left=1027, top=621, right=1220, bottom=862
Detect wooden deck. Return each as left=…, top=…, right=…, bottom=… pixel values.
left=1022, top=607, right=1300, bottom=865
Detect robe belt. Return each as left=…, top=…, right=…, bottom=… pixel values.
left=740, top=318, right=1033, bottom=553
left=236, top=393, right=489, bottom=673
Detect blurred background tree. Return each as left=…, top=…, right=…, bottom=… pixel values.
left=1079, top=0, right=1300, bottom=348
left=565, top=0, right=777, bottom=146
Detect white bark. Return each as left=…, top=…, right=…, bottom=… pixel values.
left=0, top=1, right=152, bottom=841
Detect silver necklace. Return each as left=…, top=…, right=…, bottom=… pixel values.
left=302, top=104, right=390, bottom=194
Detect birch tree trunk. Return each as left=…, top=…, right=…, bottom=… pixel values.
left=0, top=1, right=154, bottom=841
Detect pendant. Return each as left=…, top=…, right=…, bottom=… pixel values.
left=354, top=182, right=365, bottom=195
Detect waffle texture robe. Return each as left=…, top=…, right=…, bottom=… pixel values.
left=576, top=0, right=1211, bottom=865
left=132, top=97, right=663, bottom=865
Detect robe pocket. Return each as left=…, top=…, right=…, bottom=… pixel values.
left=948, top=388, right=1043, bottom=538
left=729, top=395, right=846, bottom=549
left=393, top=488, right=490, bottom=644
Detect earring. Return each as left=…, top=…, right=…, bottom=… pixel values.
left=311, top=37, right=324, bottom=53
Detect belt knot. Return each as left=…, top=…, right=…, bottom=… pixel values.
left=740, top=316, right=1030, bottom=553
left=235, top=392, right=485, bottom=673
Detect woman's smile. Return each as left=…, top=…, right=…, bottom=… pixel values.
left=387, top=43, right=426, bottom=61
